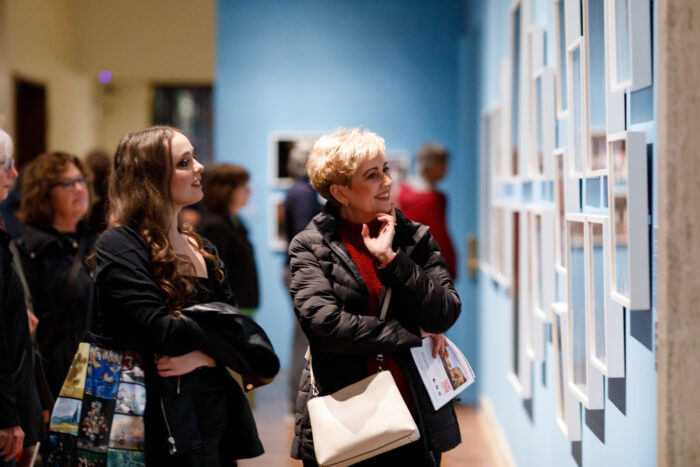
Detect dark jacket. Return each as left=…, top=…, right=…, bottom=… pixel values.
left=288, top=204, right=462, bottom=464
left=13, top=223, right=96, bottom=398
left=94, top=226, right=267, bottom=464
left=199, top=213, right=259, bottom=309
left=0, top=230, right=43, bottom=445
left=283, top=178, right=322, bottom=260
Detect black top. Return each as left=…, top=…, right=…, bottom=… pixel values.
left=0, top=229, right=43, bottom=443
left=198, top=213, right=259, bottom=309
left=13, top=222, right=96, bottom=398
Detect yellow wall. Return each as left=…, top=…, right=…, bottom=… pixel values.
left=0, top=0, right=214, bottom=156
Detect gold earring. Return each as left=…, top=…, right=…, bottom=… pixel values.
left=344, top=200, right=349, bottom=207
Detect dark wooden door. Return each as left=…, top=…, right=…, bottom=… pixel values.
left=14, top=77, right=47, bottom=169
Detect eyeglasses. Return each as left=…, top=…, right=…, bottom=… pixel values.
left=50, top=176, right=88, bottom=190
left=0, top=156, right=15, bottom=173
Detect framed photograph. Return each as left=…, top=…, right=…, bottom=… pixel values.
left=607, top=0, right=652, bottom=92
left=490, top=203, right=509, bottom=286
left=268, top=193, right=287, bottom=252
left=530, top=67, right=556, bottom=179
left=583, top=0, right=608, bottom=177
left=526, top=206, right=555, bottom=362
left=499, top=58, right=515, bottom=180
left=552, top=302, right=582, bottom=441
left=566, top=38, right=589, bottom=178
left=508, top=207, right=532, bottom=399
left=509, top=0, right=526, bottom=179
left=479, top=110, right=493, bottom=273
left=566, top=214, right=604, bottom=409
left=554, top=0, right=569, bottom=118
left=586, top=214, right=625, bottom=377
left=268, top=131, right=323, bottom=188
left=607, top=131, right=649, bottom=310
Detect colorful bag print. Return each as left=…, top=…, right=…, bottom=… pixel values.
left=47, top=332, right=146, bottom=467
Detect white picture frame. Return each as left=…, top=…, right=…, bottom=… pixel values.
left=564, top=0, right=583, bottom=46
left=552, top=302, right=582, bottom=441
left=530, top=67, right=556, bottom=179
left=480, top=108, right=500, bottom=274
left=508, top=206, right=532, bottom=399
left=553, top=146, right=581, bottom=275
left=607, top=0, right=652, bottom=92
left=499, top=58, right=515, bottom=180
left=607, top=131, right=650, bottom=310
left=554, top=0, right=569, bottom=118
left=566, top=38, right=589, bottom=178
left=566, top=214, right=604, bottom=409
left=490, top=203, right=509, bottom=286
left=268, top=192, right=287, bottom=252
left=526, top=206, right=555, bottom=362
left=588, top=126, right=608, bottom=176
left=509, top=0, right=524, bottom=179
left=604, top=0, right=626, bottom=135
left=586, top=215, right=625, bottom=378
left=267, top=131, right=323, bottom=188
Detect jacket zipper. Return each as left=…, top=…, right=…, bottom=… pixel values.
left=160, top=398, right=177, bottom=454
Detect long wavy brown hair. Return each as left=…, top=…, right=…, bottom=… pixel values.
left=107, top=126, right=223, bottom=312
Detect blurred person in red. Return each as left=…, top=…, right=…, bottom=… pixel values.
left=397, top=143, right=457, bottom=279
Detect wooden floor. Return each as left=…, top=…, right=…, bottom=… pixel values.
left=240, top=371, right=499, bottom=466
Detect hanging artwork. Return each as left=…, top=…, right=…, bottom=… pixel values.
left=607, top=0, right=652, bottom=92
left=552, top=302, right=582, bottom=441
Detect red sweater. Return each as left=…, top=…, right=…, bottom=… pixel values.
left=338, top=218, right=416, bottom=413
left=398, top=184, right=457, bottom=279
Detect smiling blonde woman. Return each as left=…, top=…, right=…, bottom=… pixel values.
left=288, top=127, right=463, bottom=466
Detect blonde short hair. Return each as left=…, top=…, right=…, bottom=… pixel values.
left=307, top=128, right=386, bottom=203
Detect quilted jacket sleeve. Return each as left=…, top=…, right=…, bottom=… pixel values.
left=289, top=234, right=422, bottom=356
left=378, top=231, right=461, bottom=334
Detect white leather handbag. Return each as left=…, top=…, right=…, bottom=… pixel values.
left=306, top=289, right=420, bottom=467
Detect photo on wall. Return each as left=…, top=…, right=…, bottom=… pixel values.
left=268, top=131, right=324, bottom=188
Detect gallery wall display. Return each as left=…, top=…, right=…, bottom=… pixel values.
left=267, top=131, right=323, bottom=188
left=552, top=302, right=582, bottom=441
left=607, top=131, right=650, bottom=310
left=607, top=0, right=652, bottom=92
left=480, top=0, right=653, bottom=432
left=566, top=214, right=604, bottom=409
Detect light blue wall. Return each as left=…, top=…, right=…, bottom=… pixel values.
left=215, top=0, right=480, bottom=402
left=476, top=1, right=657, bottom=466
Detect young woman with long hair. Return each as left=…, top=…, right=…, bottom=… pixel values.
left=94, top=126, right=264, bottom=465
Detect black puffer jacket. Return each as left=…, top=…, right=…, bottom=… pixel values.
left=289, top=204, right=462, bottom=464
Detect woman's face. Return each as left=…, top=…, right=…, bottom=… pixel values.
left=0, top=154, right=18, bottom=201
left=50, top=162, right=89, bottom=223
left=229, top=182, right=250, bottom=214
left=335, top=152, right=392, bottom=220
left=169, top=132, right=204, bottom=209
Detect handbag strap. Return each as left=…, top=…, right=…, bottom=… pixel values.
left=307, top=287, right=392, bottom=396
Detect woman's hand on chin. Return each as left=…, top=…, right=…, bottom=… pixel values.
left=362, top=208, right=397, bottom=264
left=155, top=350, right=216, bottom=377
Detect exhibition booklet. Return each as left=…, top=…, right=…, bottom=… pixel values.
left=410, top=336, right=475, bottom=410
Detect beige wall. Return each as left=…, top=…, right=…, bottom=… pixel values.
left=0, top=0, right=214, bottom=156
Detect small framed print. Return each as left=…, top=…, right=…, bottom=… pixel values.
left=508, top=206, right=532, bottom=399
left=586, top=215, right=625, bottom=378
left=607, top=0, right=652, bottom=92
left=607, top=131, right=649, bottom=310
left=526, top=205, right=555, bottom=362
left=566, top=213, right=604, bottom=409
left=530, top=67, right=556, bottom=179
left=554, top=0, right=569, bottom=118
left=268, top=131, right=323, bottom=188
left=552, top=302, right=582, bottom=441
left=490, top=203, right=509, bottom=286
left=566, top=38, right=589, bottom=179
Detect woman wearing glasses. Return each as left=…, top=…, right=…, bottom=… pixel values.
left=14, top=152, right=96, bottom=399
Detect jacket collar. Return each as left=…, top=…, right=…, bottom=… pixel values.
left=16, top=222, right=94, bottom=255
left=311, top=203, right=430, bottom=292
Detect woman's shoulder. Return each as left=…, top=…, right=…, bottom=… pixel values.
left=95, top=226, right=151, bottom=263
